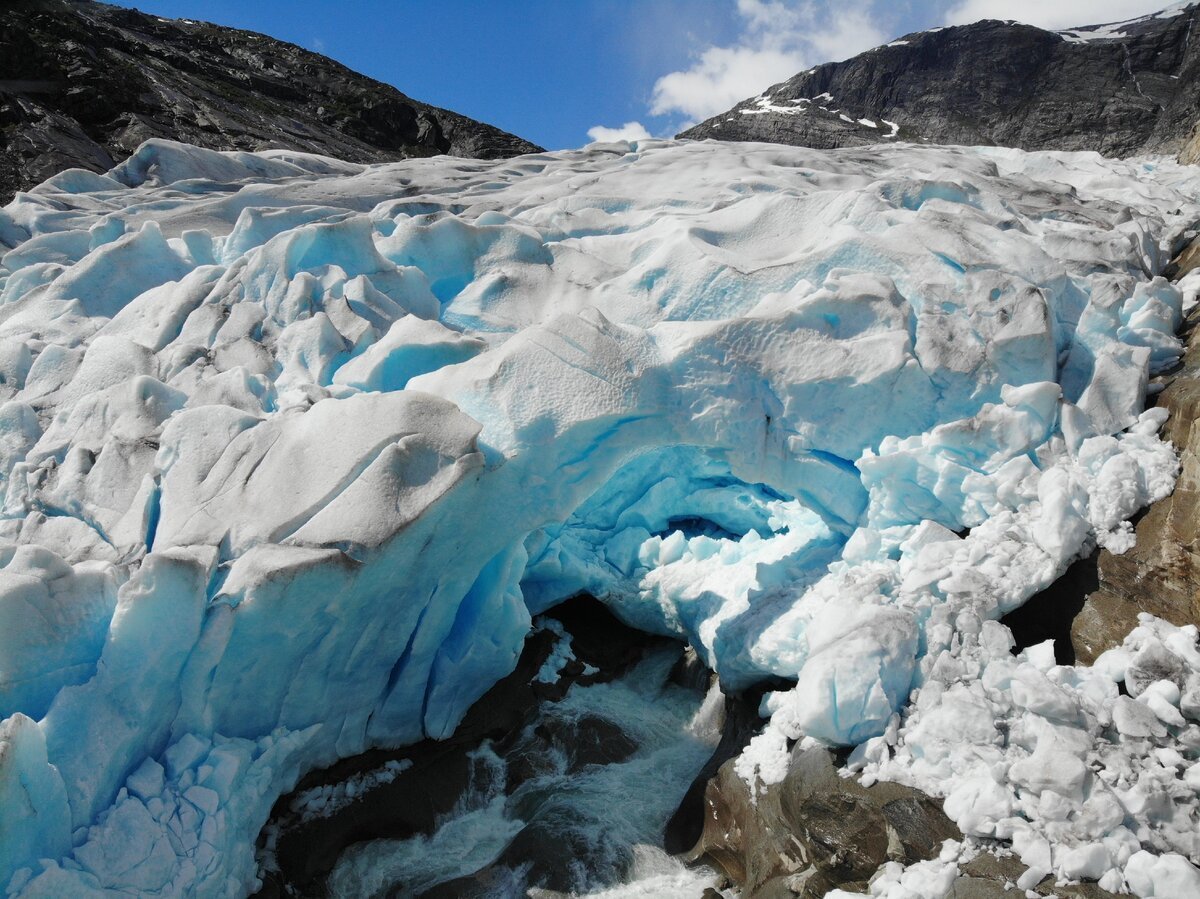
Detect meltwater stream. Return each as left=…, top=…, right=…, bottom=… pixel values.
left=326, top=648, right=726, bottom=898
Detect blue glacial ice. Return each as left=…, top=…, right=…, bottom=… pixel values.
left=0, top=137, right=1199, bottom=895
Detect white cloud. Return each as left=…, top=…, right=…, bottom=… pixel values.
left=649, top=1, right=889, bottom=122
left=586, top=121, right=654, bottom=143
left=650, top=45, right=807, bottom=121
left=945, top=0, right=1172, bottom=31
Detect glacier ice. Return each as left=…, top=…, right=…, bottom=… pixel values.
left=0, top=137, right=1199, bottom=895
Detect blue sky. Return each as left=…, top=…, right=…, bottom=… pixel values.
left=110, top=0, right=1174, bottom=150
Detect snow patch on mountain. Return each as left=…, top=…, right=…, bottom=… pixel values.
left=0, top=138, right=1198, bottom=895
left=1058, top=1, right=1196, bottom=43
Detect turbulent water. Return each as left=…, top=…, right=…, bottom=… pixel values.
left=327, top=649, right=724, bottom=898
left=2, top=137, right=1200, bottom=896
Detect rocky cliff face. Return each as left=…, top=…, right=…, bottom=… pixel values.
left=680, top=3, right=1200, bottom=158
left=0, top=0, right=541, bottom=203
left=1181, top=120, right=1200, bottom=163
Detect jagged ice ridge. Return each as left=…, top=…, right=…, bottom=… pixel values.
left=0, top=137, right=1199, bottom=896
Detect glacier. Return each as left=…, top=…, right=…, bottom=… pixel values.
left=0, top=136, right=1199, bottom=896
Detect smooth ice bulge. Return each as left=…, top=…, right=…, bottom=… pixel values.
left=0, top=137, right=1198, bottom=896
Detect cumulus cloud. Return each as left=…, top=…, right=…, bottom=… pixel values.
left=945, top=0, right=1172, bottom=31
left=649, top=0, right=889, bottom=123
left=586, top=121, right=654, bottom=143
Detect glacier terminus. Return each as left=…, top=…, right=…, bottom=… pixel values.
left=1, top=136, right=1200, bottom=897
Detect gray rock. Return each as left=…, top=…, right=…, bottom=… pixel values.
left=957, top=852, right=1123, bottom=898
left=680, top=9, right=1200, bottom=160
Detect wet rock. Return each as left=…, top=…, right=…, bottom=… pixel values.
left=414, top=812, right=614, bottom=898
left=498, top=812, right=624, bottom=892
left=663, top=677, right=786, bottom=855
left=669, top=646, right=713, bottom=693
left=541, top=714, right=638, bottom=772
left=685, top=745, right=960, bottom=898
left=502, top=711, right=639, bottom=795
left=1164, top=233, right=1200, bottom=280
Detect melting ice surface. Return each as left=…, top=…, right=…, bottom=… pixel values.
left=0, top=137, right=1199, bottom=896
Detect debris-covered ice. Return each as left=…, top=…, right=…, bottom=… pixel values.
left=1, top=137, right=1199, bottom=896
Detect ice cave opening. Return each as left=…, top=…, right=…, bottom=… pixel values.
left=519, top=443, right=849, bottom=688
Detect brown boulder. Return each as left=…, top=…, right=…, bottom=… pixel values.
left=954, top=852, right=1123, bottom=898
left=1180, top=120, right=1200, bottom=166
left=686, top=745, right=960, bottom=898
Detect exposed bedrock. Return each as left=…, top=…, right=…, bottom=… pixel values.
left=663, top=670, right=787, bottom=855
left=1180, top=120, right=1200, bottom=166
left=683, top=744, right=1125, bottom=899
left=684, top=744, right=960, bottom=898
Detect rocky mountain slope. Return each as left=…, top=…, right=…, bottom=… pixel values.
left=0, top=0, right=541, bottom=204
left=680, top=3, right=1200, bottom=158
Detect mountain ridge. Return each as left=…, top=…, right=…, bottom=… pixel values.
left=679, top=3, right=1200, bottom=159
left=0, top=0, right=542, bottom=204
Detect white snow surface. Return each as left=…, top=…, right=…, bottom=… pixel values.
left=0, top=137, right=1199, bottom=896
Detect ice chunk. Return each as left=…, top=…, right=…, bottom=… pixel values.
left=0, top=714, right=72, bottom=878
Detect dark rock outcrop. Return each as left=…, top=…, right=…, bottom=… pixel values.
left=954, top=853, right=1123, bottom=898
left=0, top=0, right=541, bottom=204
left=686, top=745, right=961, bottom=898
left=684, top=745, right=1124, bottom=898
left=1181, top=119, right=1200, bottom=164
left=680, top=5, right=1200, bottom=159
